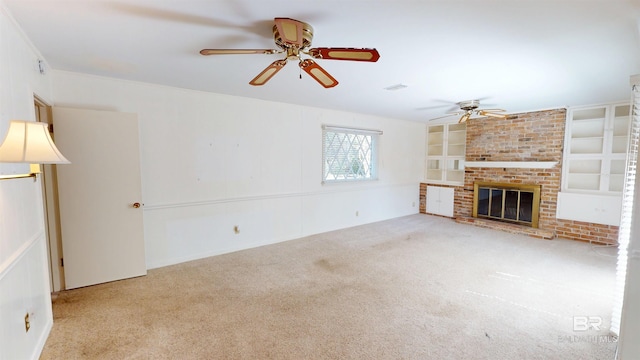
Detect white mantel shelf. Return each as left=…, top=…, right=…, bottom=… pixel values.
left=465, top=161, right=558, bottom=169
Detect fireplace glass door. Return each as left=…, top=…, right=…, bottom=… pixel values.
left=474, top=182, right=541, bottom=228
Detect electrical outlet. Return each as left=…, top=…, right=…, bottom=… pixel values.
left=24, top=313, right=30, bottom=333
left=356, top=211, right=359, bottom=216
left=412, top=202, right=416, bottom=207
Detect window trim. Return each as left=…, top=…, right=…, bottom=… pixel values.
left=321, top=125, right=382, bottom=184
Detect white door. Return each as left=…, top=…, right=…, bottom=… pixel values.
left=52, top=107, right=146, bottom=289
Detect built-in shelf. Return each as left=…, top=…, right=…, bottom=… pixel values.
left=556, top=102, right=630, bottom=226
left=425, top=123, right=466, bottom=185
left=562, top=103, right=630, bottom=194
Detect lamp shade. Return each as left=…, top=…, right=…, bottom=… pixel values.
left=0, top=120, right=70, bottom=164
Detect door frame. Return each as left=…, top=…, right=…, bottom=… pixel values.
left=34, top=95, right=65, bottom=292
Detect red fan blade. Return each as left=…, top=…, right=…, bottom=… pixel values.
left=299, top=59, right=338, bottom=88
left=308, top=48, right=380, bottom=62
left=274, top=17, right=304, bottom=46
left=249, top=60, right=287, bottom=86
left=200, top=49, right=280, bottom=55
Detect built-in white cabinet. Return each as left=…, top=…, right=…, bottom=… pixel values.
left=556, top=192, right=622, bottom=226
left=563, top=103, right=630, bottom=193
left=426, top=186, right=455, bottom=217
left=425, top=123, right=466, bottom=185
left=558, top=102, right=630, bottom=226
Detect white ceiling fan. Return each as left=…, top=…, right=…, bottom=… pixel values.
left=429, top=99, right=508, bottom=123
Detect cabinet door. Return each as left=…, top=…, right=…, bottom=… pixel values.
left=425, top=186, right=439, bottom=214
left=426, top=186, right=455, bottom=217
left=439, top=187, right=455, bottom=217
left=556, top=192, right=622, bottom=226
left=425, top=123, right=466, bottom=185
left=426, top=158, right=443, bottom=181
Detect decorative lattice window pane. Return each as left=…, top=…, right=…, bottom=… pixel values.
left=322, top=126, right=381, bottom=182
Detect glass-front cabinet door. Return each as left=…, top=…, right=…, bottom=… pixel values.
left=425, top=123, right=466, bottom=185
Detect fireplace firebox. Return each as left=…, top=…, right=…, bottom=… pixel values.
left=472, top=182, right=541, bottom=228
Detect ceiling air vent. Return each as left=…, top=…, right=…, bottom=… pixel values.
left=384, top=84, right=408, bottom=91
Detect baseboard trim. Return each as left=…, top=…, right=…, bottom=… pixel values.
left=31, top=317, right=53, bottom=360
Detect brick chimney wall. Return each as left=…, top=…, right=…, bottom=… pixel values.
left=421, top=108, right=619, bottom=244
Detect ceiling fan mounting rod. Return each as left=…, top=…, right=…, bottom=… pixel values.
left=286, top=47, right=301, bottom=61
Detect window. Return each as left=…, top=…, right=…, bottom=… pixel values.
left=322, top=125, right=381, bottom=182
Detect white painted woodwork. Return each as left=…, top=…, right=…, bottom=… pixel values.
left=425, top=123, right=466, bottom=185
left=52, top=107, right=146, bottom=289
left=563, top=103, right=631, bottom=193
left=0, top=6, right=55, bottom=360
left=425, top=186, right=455, bottom=217
left=557, top=102, right=629, bottom=227
left=465, top=161, right=557, bottom=169
left=556, top=192, right=622, bottom=226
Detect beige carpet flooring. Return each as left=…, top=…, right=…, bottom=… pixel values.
left=41, top=214, right=618, bottom=359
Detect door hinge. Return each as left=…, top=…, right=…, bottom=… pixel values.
left=60, top=258, right=64, bottom=267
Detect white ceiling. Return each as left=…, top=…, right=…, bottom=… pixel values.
left=4, top=0, right=640, bottom=123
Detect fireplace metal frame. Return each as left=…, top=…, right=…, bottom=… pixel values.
left=472, top=181, right=541, bottom=228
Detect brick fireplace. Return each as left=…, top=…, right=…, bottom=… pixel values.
left=420, top=108, right=620, bottom=244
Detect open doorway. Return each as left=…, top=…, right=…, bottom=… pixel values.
left=34, top=96, right=65, bottom=292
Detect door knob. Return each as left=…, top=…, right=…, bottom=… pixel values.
left=132, top=202, right=141, bottom=208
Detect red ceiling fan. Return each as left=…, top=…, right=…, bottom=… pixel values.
left=200, top=17, right=380, bottom=88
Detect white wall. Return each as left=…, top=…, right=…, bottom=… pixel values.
left=0, top=4, right=55, bottom=360
left=51, top=71, right=426, bottom=269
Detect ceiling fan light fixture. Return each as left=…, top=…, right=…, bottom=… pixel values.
left=428, top=99, right=508, bottom=123
left=201, top=17, right=378, bottom=87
